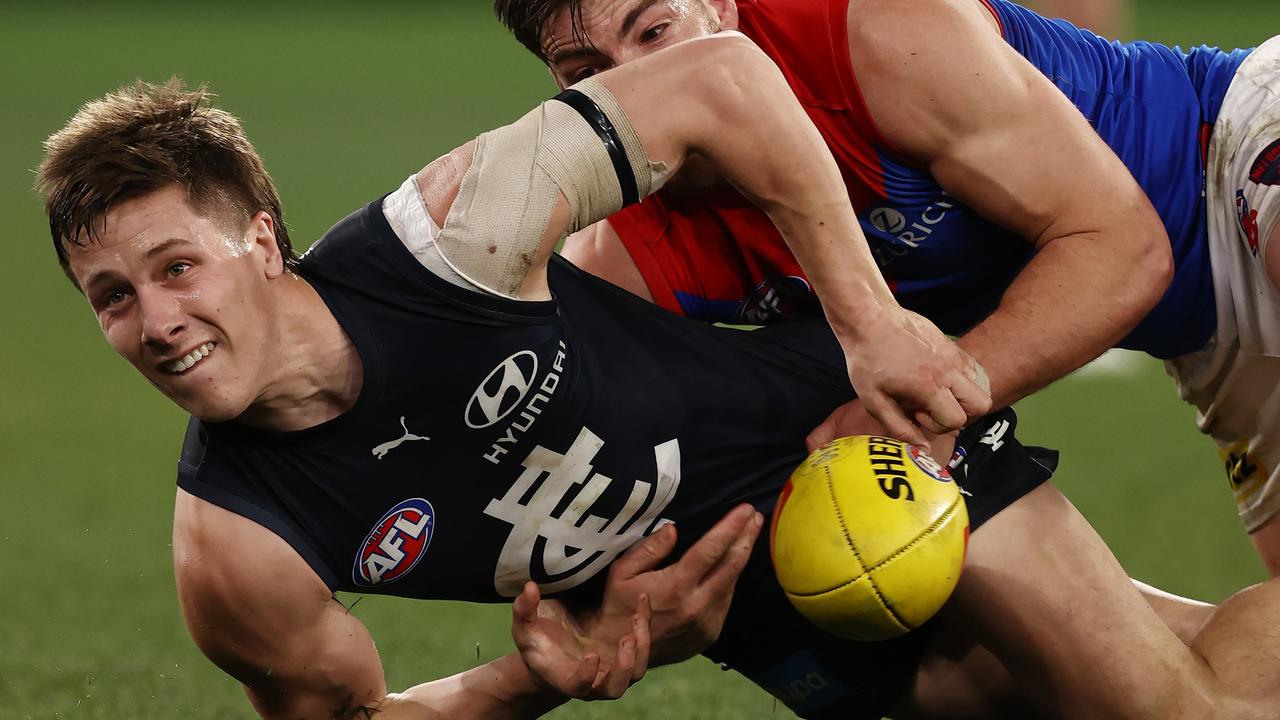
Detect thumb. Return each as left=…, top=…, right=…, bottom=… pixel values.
left=512, top=580, right=542, bottom=625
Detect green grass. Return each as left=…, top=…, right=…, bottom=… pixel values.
left=1, top=1, right=1278, bottom=717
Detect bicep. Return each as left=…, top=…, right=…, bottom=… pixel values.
left=174, top=491, right=387, bottom=719
left=853, top=0, right=1158, bottom=246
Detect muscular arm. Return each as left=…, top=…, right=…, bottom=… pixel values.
left=173, top=490, right=564, bottom=719
left=420, top=33, right=880, bottom=301
left=848, top=0, right=1172, bottom=409
left=419, top=32, right=986, bottom=440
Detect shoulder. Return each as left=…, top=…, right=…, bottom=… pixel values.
left=844, top=0, right=1016, bottom=158
left=173, top=489, right=334, bottom=675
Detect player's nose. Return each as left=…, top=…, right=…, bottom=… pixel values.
left=138, top=288, right=187, bottom=350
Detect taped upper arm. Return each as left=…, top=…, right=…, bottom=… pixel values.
left=415, top=137, right=571, bottom=301
left=174, top=490, right=387, bottom=719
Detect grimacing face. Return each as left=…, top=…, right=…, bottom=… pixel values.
left=543, top=0, right=735, bottom=87
left=66, top=184, right=286, bottom=422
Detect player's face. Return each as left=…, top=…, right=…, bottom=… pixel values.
left=66, top=185, right=285, bottom=422
left=543, top=0, right=734, bottom=87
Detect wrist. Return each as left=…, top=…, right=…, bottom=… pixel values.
left=827, top=297, right=898, bottom=345
left=490, top=653, right=568, bottom=710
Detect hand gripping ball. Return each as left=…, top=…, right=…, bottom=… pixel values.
left=769, top=436, right=969, bottom=641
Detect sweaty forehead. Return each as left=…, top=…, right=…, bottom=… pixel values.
left=544, top=0, right=686, bottom=54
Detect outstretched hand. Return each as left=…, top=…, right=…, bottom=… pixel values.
left=511, top=582, right=651, bottom=700
left=838, top=307, right=991, bottom=445
left=510, top=504, right=764, bottom=701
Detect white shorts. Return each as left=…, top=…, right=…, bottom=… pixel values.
left=1165, top=35, right=1280, bottom=532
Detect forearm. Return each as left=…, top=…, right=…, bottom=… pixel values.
left=380, top=653, right=565, bottom=720
left=681, top=36, right=896, bottom=337
left=956, top=231, right=1170, bottom=408
left=589, top=34, right=896, bottom=336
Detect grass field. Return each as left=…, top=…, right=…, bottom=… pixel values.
left=3, top=1, right=1279, bottom=718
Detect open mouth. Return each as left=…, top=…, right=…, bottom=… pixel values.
left=165, top=342, right=216, bottom=375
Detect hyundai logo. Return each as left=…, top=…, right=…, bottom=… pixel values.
left=465, top=351, right=539, bottom=429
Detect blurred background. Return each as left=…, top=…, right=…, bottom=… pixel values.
left=2, top=1, right=1277, bottom=717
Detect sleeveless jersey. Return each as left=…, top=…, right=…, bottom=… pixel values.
left=176, top=198, right=1052, bottom=606
left=609, top=0, right=1251, bottom=358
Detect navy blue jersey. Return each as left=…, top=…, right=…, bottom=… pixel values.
left=178, top=198, right=1057, bottom=718
left=179, top=198, right=1052, bottom=606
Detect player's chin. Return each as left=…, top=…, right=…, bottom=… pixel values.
left=151, top=378, right=248, bottom=422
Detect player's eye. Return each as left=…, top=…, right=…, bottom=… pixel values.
left=104, top=289, right=129, bottom=306
left=640, top=22, right=670, bottom=44
left=166, top=262, right=192, bottom=278
left=569, top=65, right=603, bottom=82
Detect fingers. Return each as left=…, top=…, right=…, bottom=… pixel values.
left=861, top=391, right=927, bottom=446
left=589, top=595, right=652, bottom=699
left=916, top=387, right=967, bottom=435
left=610, top=522, right=679, bottom=582
left=631, top=594, right=651, bottom=682
left=806, top=419, right=835, bottom=453
left=697, top=510, right=763, bottom=595
left=672, top=504, right=757, bottom=581
left=806, top=400, right=886, bottom=452
left=572, top=652, right=602, bottom=695
left=950, top=366, right=994, bottom=419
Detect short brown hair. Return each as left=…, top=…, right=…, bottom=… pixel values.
left=494, top=0, right=584, bottom=63
left=35, top=78, right=297, bottom=285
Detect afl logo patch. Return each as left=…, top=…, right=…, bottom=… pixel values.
left=466, top=351, right=538, bottom=429
left=354, top=498, right=435, bottom=587
left=1248, top=138, right=1280, bottom=186
left=909, top=446, right=952, bottom=482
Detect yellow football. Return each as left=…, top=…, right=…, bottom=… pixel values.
left=769, top=435, right=969, bottom=641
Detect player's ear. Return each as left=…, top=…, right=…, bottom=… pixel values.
left=247, top=211, right=285, bottom=279
left=707, top=0, right=739, bottom=31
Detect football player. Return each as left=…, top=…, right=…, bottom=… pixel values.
left=496, top=0, right=1280, bottom=574
left=37, top=33, right=1277, bottom=720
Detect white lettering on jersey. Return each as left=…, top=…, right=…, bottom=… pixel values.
left=484, top=426, right=681, bottom=597
left=980, top=420, right=1010, bottom=452
left=483, top=342, right=567, bottom=465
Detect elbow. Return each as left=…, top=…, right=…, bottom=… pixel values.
left=1134, top=222, right=1174, bottom=313
left=687, top=33, right=780, bottom=110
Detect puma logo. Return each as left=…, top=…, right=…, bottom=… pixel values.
left=372, top=417, right=430, bottom=460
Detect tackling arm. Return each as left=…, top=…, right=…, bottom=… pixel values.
left=848, top=0, right=1172, bottom=410
left=416, top=34, right=986, bottom=442
left=173, top=490, right=565, bottom=719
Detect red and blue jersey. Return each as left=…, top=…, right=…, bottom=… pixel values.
left=609, top=0, right=1251, bottom=358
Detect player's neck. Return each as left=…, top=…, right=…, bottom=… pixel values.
left=237, top=275, right=364, bottom=432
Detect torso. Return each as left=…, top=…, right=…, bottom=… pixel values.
left=177, top=200, right=851, bottom=603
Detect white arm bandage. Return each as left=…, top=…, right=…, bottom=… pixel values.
left=433, top=78, right=667, bottom=298
left=382, top=176, right=486, bottom=293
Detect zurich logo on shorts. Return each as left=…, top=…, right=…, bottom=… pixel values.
left=353, top=498, right=435, bottom=587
